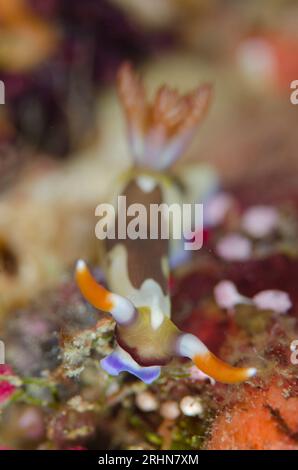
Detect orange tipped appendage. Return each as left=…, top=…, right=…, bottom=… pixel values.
left=193, top=352, right=256, bottom=384
left=75, top=260, right=114, bottom=312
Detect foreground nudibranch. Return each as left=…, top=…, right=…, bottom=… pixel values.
left=76, top=63, right=257, bottom=384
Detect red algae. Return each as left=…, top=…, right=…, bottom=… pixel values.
left=207, top=379, right=298, bottom=450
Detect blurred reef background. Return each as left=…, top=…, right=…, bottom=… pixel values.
left=0, top=0, right=298, bottom=450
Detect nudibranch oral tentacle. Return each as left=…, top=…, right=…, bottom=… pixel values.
left=75, top=63, right=257, bottom=385
left=100, top=346, right=161, bottom=384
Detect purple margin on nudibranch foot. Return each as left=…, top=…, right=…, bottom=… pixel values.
left=100, top=347, right=161, bottom=384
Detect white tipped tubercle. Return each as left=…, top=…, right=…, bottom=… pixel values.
left=110, top=293, right=136, bottom=324
left=76, top=259, right=86, bottom=272
left=247, top=367, right=257, bottom=378
left=176, top=334, right=208, bottom=358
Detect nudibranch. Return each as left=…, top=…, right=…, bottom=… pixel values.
left=76, top=63, right=257, bottom=384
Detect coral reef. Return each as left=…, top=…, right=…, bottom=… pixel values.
left=0, top=172, right=297, bottom=449
left=1, top=0, right=298, bottom=452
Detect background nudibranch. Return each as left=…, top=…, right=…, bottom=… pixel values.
left=76, top=63, right=257, bottom=384
left=0, top=0, right=58, bottom=72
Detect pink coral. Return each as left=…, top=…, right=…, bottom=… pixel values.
left=204, top=192, right=234, bottom=227
left=253, top=290, right=291, bottom=314
left=214, top=280, right=247, bottom=310
left=0, top=365, right=16, bottom=404
left=214, top=280, right=292, bottom=315
left=216, top=234, right=252, bottom=261
left=241, top=205, right=279, bottom=238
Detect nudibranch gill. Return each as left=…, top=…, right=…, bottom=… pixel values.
left=76, top=63, right=257, bottom=384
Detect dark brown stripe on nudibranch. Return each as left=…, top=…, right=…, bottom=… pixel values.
left=105, top=179, right=169, bottom=295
